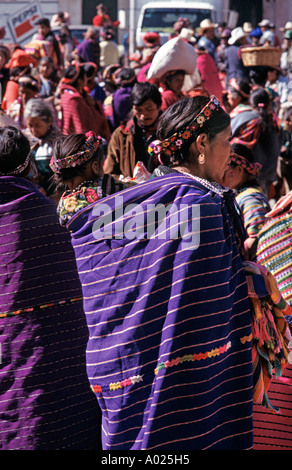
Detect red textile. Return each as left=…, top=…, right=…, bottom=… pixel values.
left=196, top=51, right=223, bottom=103
left=253, top=363, right=292, bottom=449
left=60, top=83, right=111, bottom=140
left=161, top=89, right=183, bottom=112
left=1, top=80, right=19, bottom=111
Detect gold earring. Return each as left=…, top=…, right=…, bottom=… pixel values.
left=198, top=153, right=205, bottom=164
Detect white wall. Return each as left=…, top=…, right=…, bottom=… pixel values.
left=59, top=0, right=82, bottom=24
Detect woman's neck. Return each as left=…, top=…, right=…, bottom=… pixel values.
left=172, top=163, right=208, bottom=181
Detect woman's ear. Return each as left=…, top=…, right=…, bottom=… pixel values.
left=91, top=160, right=100, bottom=175
left=195, top=133, right=208, bottom=154
left=91, top=158, right=104, bottom=177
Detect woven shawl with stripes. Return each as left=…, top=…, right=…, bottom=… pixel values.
left=0, top=176, right=101, bottom=450
left=67, top=173, right=254, bottom=450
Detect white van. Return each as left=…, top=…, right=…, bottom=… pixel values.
left=136, top=1, right=216, bottom=47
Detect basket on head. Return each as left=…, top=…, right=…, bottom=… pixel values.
left=241, top=46, right=282, bottom=67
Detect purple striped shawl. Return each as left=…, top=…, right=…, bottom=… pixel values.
left=0, top=176, right=101, bottom=450
left=67, top=173, right=254, bottom=450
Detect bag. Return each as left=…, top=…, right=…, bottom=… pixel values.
left=147, top=36, right=197, bottom=80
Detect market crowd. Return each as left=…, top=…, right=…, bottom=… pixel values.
left=1, top=3, right=292, bottom=451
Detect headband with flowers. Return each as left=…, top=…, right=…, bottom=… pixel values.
left=148, top=95, right=221, bottom=160
left=230, top=153, right=262, bottom=176
left=50, top=131, right=103, bottom=173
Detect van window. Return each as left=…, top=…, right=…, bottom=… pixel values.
left=141, top=7, right=212, bottom=32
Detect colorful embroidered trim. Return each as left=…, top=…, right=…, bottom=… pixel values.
left=0, top=296, right=83, bottom=319
left=148, top=95, right=221, bottom=159
left=91, top=374, right=143, bottom=394
left=50, top=131, right=103, bottom=173
left=240, top=333, right=253, bottom=344
left=154, top=341, right=232, bottom=376
left=230, top=153, right=262, bottom=176
left=90, top=338, right=253, bottom=394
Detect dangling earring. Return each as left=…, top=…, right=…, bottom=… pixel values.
left=198, top=153, right=205, bottom=164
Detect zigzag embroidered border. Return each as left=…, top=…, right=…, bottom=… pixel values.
left=90, top=338, right=253, bottom=395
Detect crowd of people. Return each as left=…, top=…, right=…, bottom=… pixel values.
left=1, top=5, right=292, bottom=451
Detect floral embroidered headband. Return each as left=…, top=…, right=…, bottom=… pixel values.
left=50, top=131, right=103, bottom=173
left=148, top=95, right=221, bottom=160
left=230, top=153, right=262, bottom=176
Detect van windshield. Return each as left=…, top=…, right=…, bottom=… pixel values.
left=141, top=8, right=212, bottom=32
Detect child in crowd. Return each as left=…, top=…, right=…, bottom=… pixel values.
left=224, top=142, right=271, bottom=259
left=50, top=131, right=126, bottom=225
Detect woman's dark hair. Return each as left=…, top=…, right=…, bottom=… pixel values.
left=9, top=65, right=31, bottom=79
left=156, top=95, right=230, bottom=164
left=250, top=87, right=276, bottom=150
left=231, top=143, right=255, bottom=165
left=115, top=67, right=136, bottom=87
left=0, top=126, right=30, bottom=174
left=249, top=66, right=268, bottom=86
left=228, top=77, right=251, bottom=102
left=37, top=17, right=50, bottom=28
left=63, top=63, right=86, bottom=87
left=83, top=62, right=97, bottom=79
left=130, top=82, right=162, bottom=107
left=52, top=133, right=103, bottom=186
left=250, top=86, right=271, bottom=130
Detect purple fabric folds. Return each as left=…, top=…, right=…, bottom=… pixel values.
left=0, top=176, right=101, bottom=450
left=67, top=174, right=254, bottom=450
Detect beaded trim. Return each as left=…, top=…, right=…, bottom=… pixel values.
left=0, top=296, right=83, bottom=319
left=0, top=153, right=31, bottom=176
left=176, top=169, right=228, bottom=196
left=148, top=95, right=221, bottom=159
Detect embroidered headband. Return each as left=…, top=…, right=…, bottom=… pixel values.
left=148, top=95, right=221, bottom=159
left=50, top=131, right=103, bottom=173
left=230, top=153, right=262, bottom=176
left=0, top=152, right=31, bottom=176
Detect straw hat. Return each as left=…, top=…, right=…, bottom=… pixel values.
left=258, top=19, right=271, bottom=27
left=199, top=18, right=218, bottom=33
left=243, top=22, right=252, bottom=33
left=228, top=27, right=247, bottom=45
left=280, top=21, right=292, bottom=32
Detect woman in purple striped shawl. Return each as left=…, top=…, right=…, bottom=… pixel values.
left=51, top=95, right=258, bottom=450
left=0, top=126, right=102, bottom=449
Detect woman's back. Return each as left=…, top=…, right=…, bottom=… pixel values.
left=0, top=176, right=101, bottom=449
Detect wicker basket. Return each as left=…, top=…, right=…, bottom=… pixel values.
left=241, top=46, right=282, bottom=67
